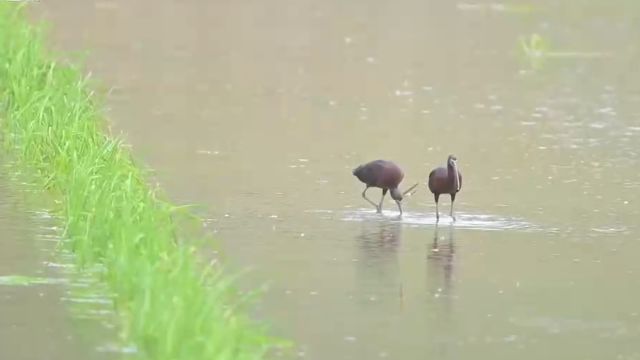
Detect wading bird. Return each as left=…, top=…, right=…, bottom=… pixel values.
left=353, top=160, right=417, bottom=215
left=428, top=155, right=462, bottom=221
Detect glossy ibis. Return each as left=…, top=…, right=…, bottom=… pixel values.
left=352, top=160, right=417, bottom=215
left=428, top=155, right=462, bottom=221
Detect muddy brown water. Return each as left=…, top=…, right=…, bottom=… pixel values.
left=0, top=162, right=122, bottom=360
left=27, top=1, right=640, bottom=359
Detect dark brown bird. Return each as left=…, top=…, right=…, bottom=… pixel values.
left=353, top=160, right=415, bottom=215
left=428, top=155, right=462, bottom=221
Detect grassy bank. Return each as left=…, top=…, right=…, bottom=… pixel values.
left=0, top=4, right=278, bottom=359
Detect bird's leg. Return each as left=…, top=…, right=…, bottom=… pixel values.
left=395, top=200, right=403, bottom=216
left=450, top=193, right=456, bottom=222
left=449, top=202, right=455, bottom=221
left=377, top=189, right=388, bottom=213
left=434, top=194, right=440, bottom=222
left=362, top=187, right=379, bottom=211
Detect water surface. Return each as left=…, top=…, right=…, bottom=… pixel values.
left=32, top=1, right=640, bottom=359
left=0, top=163, right=121, bottom=360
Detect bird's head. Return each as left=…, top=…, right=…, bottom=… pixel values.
left=390, top=188, right=403, bottom=201
left=447, top=154, right=458, bottom=167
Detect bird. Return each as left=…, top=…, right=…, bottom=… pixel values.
left=352, top=160, right=416, bottom=215
left=428, top=155, right=462, bottom=221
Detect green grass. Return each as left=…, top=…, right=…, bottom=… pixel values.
left=518, top=33, right=611, bottom=70
left=0, top=4, right=282, bottom=359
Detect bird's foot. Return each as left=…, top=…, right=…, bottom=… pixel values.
left=376, top=206, right=382, bottom=214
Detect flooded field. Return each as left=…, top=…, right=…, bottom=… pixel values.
left=30, top=1, right=640, bottom=359
left=0, top=162, right=120, bottom=360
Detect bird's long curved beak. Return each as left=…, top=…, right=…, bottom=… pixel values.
left=452, top=161, right=460, bottom=191
left=403, top=183, right=419, bottom=196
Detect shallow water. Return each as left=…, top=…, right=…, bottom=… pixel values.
left=0, top=164, right=121, bottom=360
left=340, top=209, right=541, bottom=231
left=30, top=1, right=640, bottom=359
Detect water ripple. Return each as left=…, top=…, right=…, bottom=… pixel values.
left=339, top=209, right=541, bottom=232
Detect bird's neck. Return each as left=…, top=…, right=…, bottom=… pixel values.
left=448, top=163, right=460, bottom=191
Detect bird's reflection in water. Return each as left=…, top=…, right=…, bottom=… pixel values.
left=427, top=223, right=456, bottom=300
left=354, top=220, right=402, bottom=306
left=426, top=223, right=457, bottom=359
left=358, top=220, right=401, bottom=254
